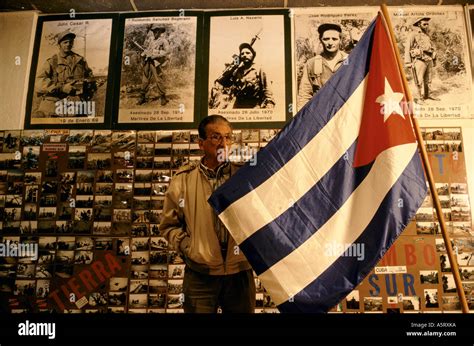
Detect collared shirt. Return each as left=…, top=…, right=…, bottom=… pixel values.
left=297, top=51, right=348, bottom=109
left=404, top=27, right=435, bottom=63
left=199, top=160, right=231, bottom=247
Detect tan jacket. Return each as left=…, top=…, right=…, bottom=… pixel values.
left=159, top=161, right=252, bottom=275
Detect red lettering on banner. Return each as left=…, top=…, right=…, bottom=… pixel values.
left=78, top=269, right=98, bottom=291
left=68, top=277, right=85, bottom=298
left=48, top=253, right=122, bottom=311
left=379, top=246, right=397, bottom=265
left=91, top=261, right=110, bottom=281
left=404, top=244, right=416, bottom=265
left=423, top=244, right=436, bottom=266
left=105, top=253, right=122, bottom=274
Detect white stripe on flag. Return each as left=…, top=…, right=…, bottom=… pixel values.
left=218, top=76, right=369, bottom=245
left=258, top=143, right=418, bottom=306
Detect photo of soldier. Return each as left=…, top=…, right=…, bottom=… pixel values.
left=28, top=18, right=113, bottom=125
left=118, top=16, right=198, bottom=123
left=136, top=25, right=170, bottom=106
left=209, top=40, right=275, bottom=109
left=404, top=17, right=439, bottom=104
left=293, top=8, right=376, bottom=112
left=390, top=6, right=472, bottom=118
left=34, top=30, right=96, bottom=117
left=207, top=13, right=287, bottom=122
left=297, top=23, right=348, bottom=109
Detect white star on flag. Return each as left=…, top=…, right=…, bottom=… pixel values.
left=376, top=77, right=405, bottom=122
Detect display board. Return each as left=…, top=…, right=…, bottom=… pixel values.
left=24, top=14, right=119, bottom=129
left=0, top=127, right=471, bottom=313
left=291, top=6, right=378, bottom=112
left=113, top=11, right=203, bottom=129
left=388, top=5, right=473, bottom=119
left=202, top=9, right=293, bottom=128
left=23, top=6, right=474, bottom=130
left=338, top=127, right=473, bottom=313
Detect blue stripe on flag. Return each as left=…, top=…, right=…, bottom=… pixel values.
left=209, top=20, right=376, bottom=215
left=275, top=153, right=427, bottom=313
left=239, top=140, right=373, bottom=275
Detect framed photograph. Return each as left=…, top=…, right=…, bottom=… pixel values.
left=114, top=11, right=203, bottom=129
left=388, top=5, right=473, bottom=118
left=25, top=14, right=119, bottom=128
left=292, top=7, right=378, bottom=112
left=204, top=9, right=292, bottom=127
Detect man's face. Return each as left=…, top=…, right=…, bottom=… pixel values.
left=320, top=30, right=341, bottom=53
left=240, top=48, right=255, bottom=65
left=59, top=38, right=74, bottom=54
left=419, top=20, right=430, bottom=33
left=198, top=121, right=233, bottom=164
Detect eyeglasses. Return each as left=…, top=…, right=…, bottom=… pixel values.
left=207, top=133, right=234, bottom=144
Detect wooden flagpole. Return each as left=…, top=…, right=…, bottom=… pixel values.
left=380, top=4, right=469, bottom=313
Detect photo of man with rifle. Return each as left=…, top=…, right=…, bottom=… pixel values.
left=209, top=31, right=275, bottom=109
left=404, top=17, right=439, bottom=104
left=136, top=25, right=170, bottom=106
left=35, top=29, right=97, bottom=117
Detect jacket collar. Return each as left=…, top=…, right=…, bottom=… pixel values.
left=199, top=159, right=230, bottom=180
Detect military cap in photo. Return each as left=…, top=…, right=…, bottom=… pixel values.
left=413, top=17, right=431, bottom=26
left=57, top=30, right=76, bottom=44
left=239, top=43, right=256, bottom=57
left=317, top=23, right=342, bottom=36
left=150, top=25, right=166, bottom=33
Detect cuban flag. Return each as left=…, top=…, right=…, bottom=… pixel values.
left=208, top=13, right=427, bottom=312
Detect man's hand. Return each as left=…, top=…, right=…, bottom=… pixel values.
left=62, top=81, right=77, bottom=94
left=141, top=49, right=153, bottom=58
left=405, top=62, right=412, bottom=68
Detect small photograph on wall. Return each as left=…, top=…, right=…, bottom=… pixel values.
left=292, top=7, right=378, bottom=112
left=388, top=5, right=473, bottom=118
left=205, top=9, right=292, bottom=125
left=25, top=14, right=118, bottom=128
left=115, top=12, right=202, bottom=128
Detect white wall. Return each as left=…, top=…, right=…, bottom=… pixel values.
left=0, top=11, right=38, bottom=129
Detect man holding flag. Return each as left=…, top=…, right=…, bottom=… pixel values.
left=209, top=12, right=428, bottom=313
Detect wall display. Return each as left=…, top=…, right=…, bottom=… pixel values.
left=204, top=9, right=292, bottom=126
left=338, top=127, right=473, bottom=313
left=291, top=7, right=378, bottom=112
left=0, top=127, right=471, bottom=313
left=0, top=128, right=280, bottom=313
left=114, top=12, right=203, bottom=129
left=25, top=14, right=119, bottom=129
left=388, top=5, right=473, bottom=119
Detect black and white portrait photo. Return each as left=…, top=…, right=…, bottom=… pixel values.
left=207, top=11, right=289, bottom=123
left=292, top=7, right=377, bottom=112
left=390, top=6, right=473, bottom=118
left=117, top=14, right=199, bottom=125
left=26, top=15, right=115, bottom=127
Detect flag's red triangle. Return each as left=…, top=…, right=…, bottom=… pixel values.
left=353, top=14, right=416, bottom=168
